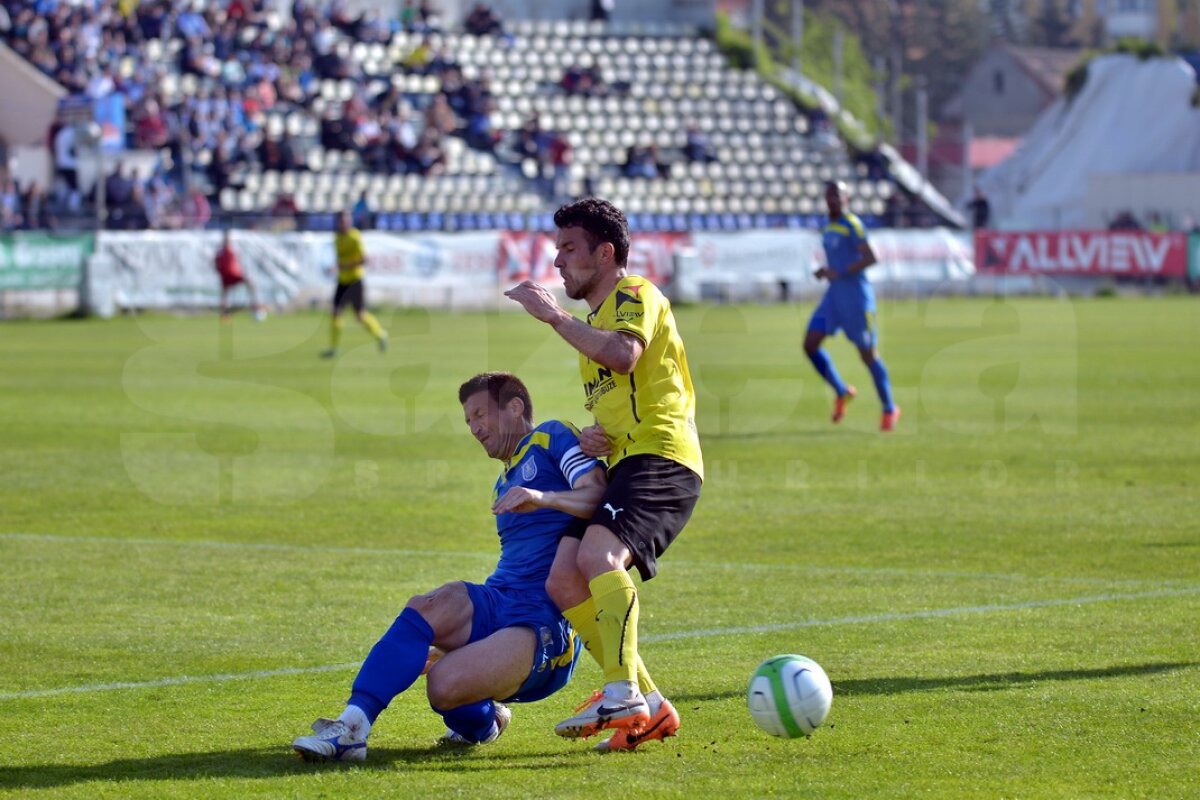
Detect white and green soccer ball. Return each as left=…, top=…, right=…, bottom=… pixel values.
left=747, top=654, right=833, bottom=738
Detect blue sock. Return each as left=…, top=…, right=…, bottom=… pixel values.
left=868, top=358, right=895, bottom=413
left=347, top=607, right=434, bottom=724
left=806, top=348, right=848, bottom=396
left=435, top=699, right=497, bottom=743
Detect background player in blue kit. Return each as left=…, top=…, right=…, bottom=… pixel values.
left=292, top=372, right=606, bottom=761
left=805, top=180, right=900, bottom=432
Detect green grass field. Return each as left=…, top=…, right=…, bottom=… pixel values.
left=1, top=297, right=1198, bottom=799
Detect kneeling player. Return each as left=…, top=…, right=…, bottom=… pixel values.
left=292, top=372, right=606, bottom=761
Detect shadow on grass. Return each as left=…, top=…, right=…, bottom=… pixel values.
left=834, top=661, right=1199, bottom=696
left=672, top=661, right=1199, bottom=705
left=0, top=743, right=576, bottom=791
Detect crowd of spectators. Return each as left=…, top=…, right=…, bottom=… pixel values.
left=0, top=0, right=521, bottom=229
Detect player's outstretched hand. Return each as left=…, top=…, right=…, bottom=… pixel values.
left=504, top=281, right=567, bottom=325
left=813, top=267, right=834, bottom=281
left=492, top=485, right=544, bottom=514
left=578, top=424, right=612, bottom=457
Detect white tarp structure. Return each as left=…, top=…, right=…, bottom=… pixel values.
left=980, top=54, right=1200, bottom=230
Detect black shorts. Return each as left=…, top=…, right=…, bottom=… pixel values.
left=333, top=280, right=365, bottom=313
left=586, top=454, right=701, bottom=581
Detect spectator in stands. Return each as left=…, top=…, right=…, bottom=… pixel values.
left=386, top=107, right=420, bottom=172
left=464, top=3, right=504, bottom=37
left=356, top=115, right=388, bottom=172
left=623, top=145, right=664, bottom=179
left=134, top=98, right=171, bottom=149
left=434, top=44, right=461, bottom=76
left=682, top=122, right=715, bottom=163
left=1109, top=210, right=1143, bottom=231
left=182, top=186, right=213, bottom=230
left=591, top=0, right=614, bottom=23
left=268, top=192, right=299, bottom=231
left=547, top=132, right=573, bottom=201
left=121, top=183, right=151, bottom=230
left=402, top=35, right=435, bottom=74
left=104, top=166, right=135, bottom=217
left=53, top=123, right=81, bottom=211
left=512, top=114, right=549, bottom=164
left=425, top=93, right=458, bottom=137
left=414, top=0, right=441, bottom=32
left=968, top=187, right=990, bottom=229
left=464, top=94, right=500, bottom=152
left=145, top=177, right=182, bottom=230
left=1, top=179, right=23, bottom=231
left=1146, top=212, right=1168, bottom=233
left=280, top=132, right=307, bottom=172
left=352, top=191, right=373, bottom=230
left=411, top=128, right=446, bottom=176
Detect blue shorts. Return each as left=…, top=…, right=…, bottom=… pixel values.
left=807, top=291, right=878, bottom=349
left=464, top=582, right=581, bottom=703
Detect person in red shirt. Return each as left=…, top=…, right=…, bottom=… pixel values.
left=215, top=229, right=265, bottom=320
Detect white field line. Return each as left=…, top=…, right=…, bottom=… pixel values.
left=2, top=585, right=1198, bottom=702
left=1, top=532, right=1187, bottom=588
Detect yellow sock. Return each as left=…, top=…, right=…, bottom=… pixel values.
left=330, top=316, right=343, bottom=349
left=562, top=598, right=605, bottom=669
left=565, top=595, right=656, bottom=695
left=589, top=569, right=639, bottom=685
left=636, top=656, right=657, bottom=698
left=359, top=311, right=385, bottom=341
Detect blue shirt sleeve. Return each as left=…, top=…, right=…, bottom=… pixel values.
left=542, top=420, right=603, bottom=487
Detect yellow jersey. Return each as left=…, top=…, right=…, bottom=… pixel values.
left=335, top=229, right=366, bottom=285
left=580, top=275, right=703, bottom=479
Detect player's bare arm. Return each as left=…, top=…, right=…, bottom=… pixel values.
left=492, top=464, right=607, bottom=517
left=505, top=281, right=644, bottom=373
left=845, top=242, right=878, bottom=275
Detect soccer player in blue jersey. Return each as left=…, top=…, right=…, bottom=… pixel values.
left=292, top=372, right=606, bottom=761
left=805, top=180, right=900, bottom=431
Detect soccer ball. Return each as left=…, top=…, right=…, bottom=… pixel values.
left=747, top=654, right=833, bottom=738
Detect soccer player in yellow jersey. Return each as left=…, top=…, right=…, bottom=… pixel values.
left=506, top=197, right=702, bottom=752
left=321, top=210, right=387, bottom=358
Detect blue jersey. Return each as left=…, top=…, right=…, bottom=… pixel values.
left=821, top=212, right=874, bottom=307
left=810, top=212, right=878, bottom=347
left=488, top=420, right=601, bottom=593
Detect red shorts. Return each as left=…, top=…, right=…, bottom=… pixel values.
left=219, top=272, right=245, bottom=289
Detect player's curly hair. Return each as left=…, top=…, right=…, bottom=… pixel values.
left=553, top=197, right=630, bottom=266
left=458, top=372, right=533, bottom=422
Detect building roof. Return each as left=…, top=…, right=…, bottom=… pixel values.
left=1001, top=44, right=1083, bottom=96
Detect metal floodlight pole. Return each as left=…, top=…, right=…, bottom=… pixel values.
left=962, top=119, right=974, bottom=202
left=792, top=0, right=804, bottom=75
left=752, top=0, right=764, bottom=70
left=916, top=74, right=928, bottom=179
left=834, top=25, right=844, bottom=106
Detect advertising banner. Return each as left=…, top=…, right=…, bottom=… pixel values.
left=497, top=231, right=679, bottom=288
left=868, top=229, right=976, bottom=282
left=690, top=229, right=822, bottom=286
left=975, top=230, right=1189, bottom=277
left=0, top=232, right=93, bottom=290
left=1190, top=233, right=1200, bottom=281
left=94, top=230, right=311, bottom=310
